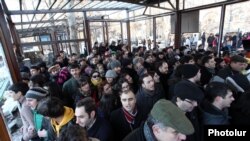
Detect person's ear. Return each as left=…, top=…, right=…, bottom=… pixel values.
left=152, top=124, right=161, bottom=135
left=17, top=91, right=22, bottom=96
left=214, top=96, right=222, bottom=102
left=90, top=111, right=95, bottom=118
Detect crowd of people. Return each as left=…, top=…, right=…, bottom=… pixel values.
left=6, top=38, right=250, bottom=141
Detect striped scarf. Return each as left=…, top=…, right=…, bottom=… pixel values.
left=122, top=107, right=137, bottom=124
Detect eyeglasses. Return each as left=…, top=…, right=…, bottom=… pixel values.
left=92, top=75, right=100, bottom=78
left=184, top=99, right=197, bottom=105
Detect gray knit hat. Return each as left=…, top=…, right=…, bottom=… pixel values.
left=105, top=70, right=118, bottom=78
left=25, top=87, right=48, bottom=100
left=110, top=60, right=121, bottom=70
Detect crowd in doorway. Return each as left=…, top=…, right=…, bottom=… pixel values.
left=3, top=36, right=250, bottom=141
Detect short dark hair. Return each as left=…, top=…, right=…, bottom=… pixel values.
left=139, top=73, right=152, bottom=86
left=37, top=97, right=65, bottom=118
left=201, top=56, right=213, bottom=66
left=155, top=61, right=167, bottom=70
left=8, top=82, right=29, bottom=96
left=69, top=63, right=80, bottom=70
left=179, top=55, right=194, bottom=64
left=30, top=65, right=40, bottom=71
left=117, top=78, right=129, bottom=92
left=78, top=77, right=89, bottom=87
left=76, top=97, right=96, bottom=117
left=59, top=124, right=88, bottom=141
left=230, top=55, right=247, bottom=63
left=30, top=74, right=46, bottom=87
left=205, top=82, right=231, bottom=103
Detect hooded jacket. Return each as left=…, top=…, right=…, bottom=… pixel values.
left=48, top=106, right=75, bottom=140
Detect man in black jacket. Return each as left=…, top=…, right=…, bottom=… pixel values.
left=75, top=97, right=113, bottom=141
left=110, top=90, right=143, bottom=141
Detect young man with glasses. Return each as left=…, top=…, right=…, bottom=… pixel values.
left=172, top=64, right=204, bottom=141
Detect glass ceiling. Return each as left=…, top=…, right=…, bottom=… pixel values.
left=4, top=0, right=229, bottom=37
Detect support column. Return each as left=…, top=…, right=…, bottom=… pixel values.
left=0, top=5, right=21, bottom=82
left=38, top=35, right=44, bottom=55
left=126, top=10, right=131, bottom=51
left=120, top=22, right=123, bottom=42
left=66, top=0, right=79, bottom=55
left=218, top=4, right=226, bottom=57
left=105, top=21, right=109, bottom=45
left=153, top=17, right=157, bottom=49
left=102, top=22, right=106, bottom=43
left=84, top=11, right=91, bottom=54
left=174, top=0, right=181, bottom=49
left=8, top=21, right=23, bottom=62
left=66, top=27, right=72, bottom=55
left=50, top=31, right=59, bottom=56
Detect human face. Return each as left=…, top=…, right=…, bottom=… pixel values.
left=26, top=98, right=38, bottom=110
left=230, top=62, right=246, bottom=72
left=103, top=84, right=112, bottom=95
left=114, top=67, right=121, bottom=74
left=81, top=83, right=90, bottom=93
left=106, top=77, right=114, bottom=84
left=51, top=68, right=59, bottom=76
left=221, top=90, right=234, bottom=108
left=120, top=91, right=136, bottom=113
left=92, top=73, right=100, bottom=80
left=153, top=125, right=186, bottom=141
left=145, top=56, right=153, bottom=63
left=70, top=68, right=80, bottom=78
left=142, top=76, right=155, bottom=91
left=125, top=74, right=133, bottom=83
left=219, top=61, right=226, bottom=68
left=9, top=91, right=21, bottom=101
left=56, top=56, right=63, bottom=63
left=30, top=69, right=39, bottom=76
left=159, top=62, right=168, bottom=74
left=121, top=82, right=130, bottom=92
left=183, top=99, right=198, bottom=112
left=153, top=73, right=160, bottom=83
left=206, top=58, right=216, bottom=69
left=177, top=98, right=198, bottom=112
left=91, top=57, right=98, bottom=65
left=75, top=106, right=94, bottom=128
left=188, top=59, right=195, bottom=64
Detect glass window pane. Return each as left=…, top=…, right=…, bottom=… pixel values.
left=184, top=0, right=226, bottom=9
left=5, top=0, right=20, bottom=10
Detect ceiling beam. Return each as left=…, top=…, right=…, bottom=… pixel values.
left=20, top=39, right=86, bottom=47
left=117, top=0, right=174, bottom=11
left=9, top=8, right=128, bottom=15
left=168, top=0, right=175, bottom=9
left=15, top=19, right=67, bottom=25
left=17, top=25, right=66, bottom=32
left=181, top=0, right=249, bottom=13
left=29, top=0, right=41, bottom=29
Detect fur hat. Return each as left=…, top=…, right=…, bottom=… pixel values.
left=25, top=87, right=48, bottom=100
